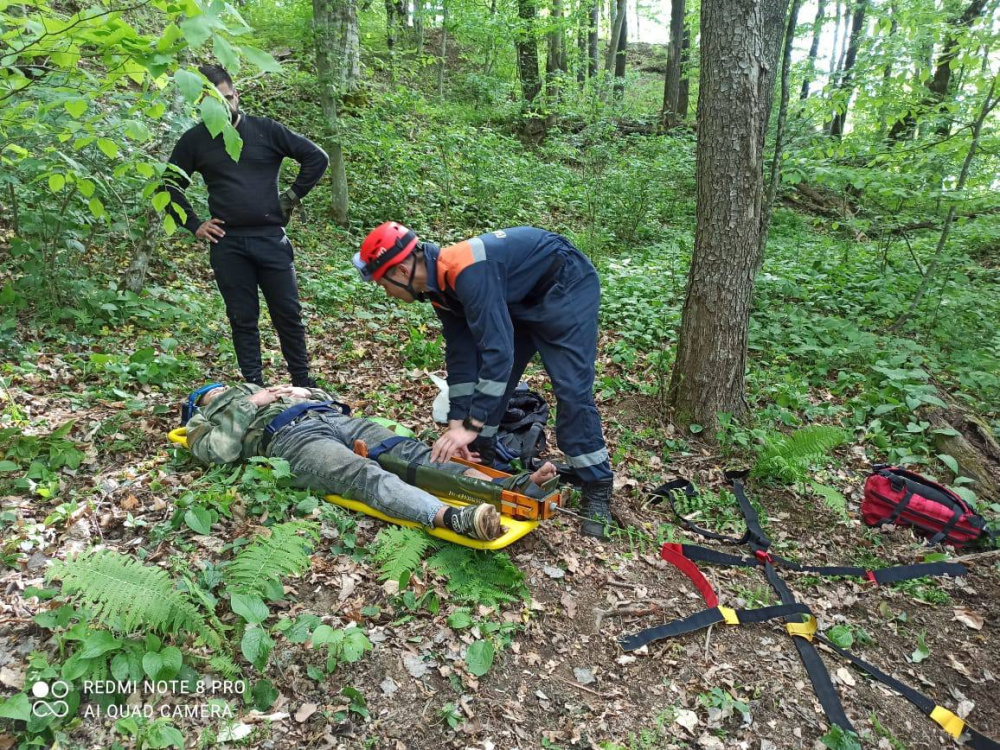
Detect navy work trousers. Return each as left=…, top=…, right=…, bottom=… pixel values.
left=209, top=233, right=311, bottom=385
left=490, top=245, right=612, bottom=484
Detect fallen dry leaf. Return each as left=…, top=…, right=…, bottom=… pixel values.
left=675, top=708, right=699, bottom=734
left=294, top=702, right=318, bottom=723
left=953, top=607, right=984, bottom=630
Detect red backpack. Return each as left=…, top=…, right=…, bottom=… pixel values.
left=862, top=466, right=994, bottom=548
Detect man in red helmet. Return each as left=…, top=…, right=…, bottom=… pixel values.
left=352, top=224, right=615, bottom=540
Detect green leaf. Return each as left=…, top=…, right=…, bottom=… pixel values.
left=689, top=424, right=703, bottom=434
left=199, top=96, right=229, bottom=138
left=174, top=69, right=205, bottom=104
left=465, top=640, right=494, bottom=677
left=143, top=651, right=165, bottom=680
left=88, top=197, right=106, bottom=219
left=62, top=653, right=92, bottom=680
left=447, top=609, right=473, bottom=629
left=222, top=123, right=243, bottom=162
left=79, top=630, right=122, bottom=658
left=826, top=625, right=854, bottom=649
left=152, top=191, right=171, bottom=212
left=0, top=693, right=31, bottom=722
left=911, top=632, right=930, bottom=663
left=937, top=454, right=959, bottom=475
left=251, top=679, right=278, bottom=710
left=241, top=625, right=274, bottom=670
left=179, top=13, right=216, bottom=48
left=340, top=627, right=371, bottom=663
left=159, top=646, right=182, bottom=679
left=184, top=506, right=212, bottom=535
left=64, top=99, right=87, bottom=118
left=48, top=173, right=66, bottom=192
left=77, top=179, right=95, bottom=198
left=144, top=719, right=184, bottom=749
left=213, top=35, right=239, bottom=70
left=241, top=46, right=282, bottom=73
left=97, top=138, right=119, bottom=159
left=0, top=460, right=19, bottom=473
left=230, top=593, right=269, bottom=624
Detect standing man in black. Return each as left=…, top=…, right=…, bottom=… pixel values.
left=165, top=64, right=329, bottom=388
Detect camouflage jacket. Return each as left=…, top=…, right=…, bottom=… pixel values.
left=187, top=383, right=334, bottom=465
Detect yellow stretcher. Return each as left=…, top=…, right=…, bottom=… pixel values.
left=167, top=427, right=546, bottom=550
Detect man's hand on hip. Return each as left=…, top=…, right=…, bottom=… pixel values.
left=195, top=218, right=226, bottom=243
left=279, top=189, right=300, bottom=224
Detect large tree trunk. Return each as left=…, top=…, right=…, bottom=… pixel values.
left=888, top=0, right=987, bottom=141
left=604, top=0, right=626, bottom=72
left=546, top=0, right=565, bottom=99
left=799, top=0, right=825, bottom=99
left=661, top=0, right=685, bottom=128
left=828, top=0, right=867, bottom=137
left=515, top=0, right=542, bottom=104
left=668, top=0, right=790, bottom=431
left=314, top=0, right=352, bottom=226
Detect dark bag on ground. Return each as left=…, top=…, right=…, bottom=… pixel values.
left=492, top=385, right=549, bottom=472
left=861, top=465, right=994, bottom=548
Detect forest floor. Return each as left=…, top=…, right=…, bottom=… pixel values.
left=2, top=242, right=999, bottom=750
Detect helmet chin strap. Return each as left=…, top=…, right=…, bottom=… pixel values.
left=384, top=253, right=426, bottom=301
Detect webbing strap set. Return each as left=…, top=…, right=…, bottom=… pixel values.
left=260, top=400, right=351, bottom=453
left=620, top=473, right=998, bottom=748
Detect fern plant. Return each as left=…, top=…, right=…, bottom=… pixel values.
left=752, top=425, right=848, bottom=484
left=224, top=521, right=319, bottom=599
left=371, top=526, right=438, bottom=584
left=48, top=549, right=216, bottom=644
left=427, top=547, right=528, bottom=606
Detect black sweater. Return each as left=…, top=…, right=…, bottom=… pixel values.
left=165, top=114, right=329, bottom=236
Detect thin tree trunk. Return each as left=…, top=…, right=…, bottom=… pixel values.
left=828, top=0, right=868, bottom=137
left=662, top=0, right=685, bottom=129
left=760, top=0, right=801, bottom=264
left=891, top=73, right=998, bottom=330
left=124, top=206, right=158, bottom=292
left=516, top=0, right=542, bottom=104
left=415, top=0, right=424, bottom=54
left=588, top=0, right=599, bottom=77
left=612, top=1, right=627, bottom=98
left=314, top=0, right=350, bottom=226
left=799, top=0, right=825, bottom=99
left=668, top=0, right=790, bottom=431
left=546, top=0, right=564, bottom=99
left=438, top=0, right=448, bottom=98
left=604, top=0, right=626, bottom=72
left=678, top=24, right=690, bottom=118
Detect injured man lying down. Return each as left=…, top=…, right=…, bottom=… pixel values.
left=184, top=383, right=558, bottom=541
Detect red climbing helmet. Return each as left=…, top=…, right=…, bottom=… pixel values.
left=353, top=222, right=419, bottom=282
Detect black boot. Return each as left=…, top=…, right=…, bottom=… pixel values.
left=292, top=375, right=318, bottom=389
left=580, top=479, right=614, bottom=539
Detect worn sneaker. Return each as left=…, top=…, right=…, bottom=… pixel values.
left=450, top=504, right=504, bottom=541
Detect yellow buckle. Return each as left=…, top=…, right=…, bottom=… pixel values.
left=930, top=706, right=965, bottom=739
left=718, top=606, right=740, bottom=625
left=786, top=615, right=817, bottom=641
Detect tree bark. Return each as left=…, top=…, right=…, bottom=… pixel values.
left=759, top=0, right=801, bottom=264
left=799, top=0, right=825, bottom=99
left=828, top=0, right=868, bottom=137
left=612, top=1, right=627, bottom=99
left=438, top=0, right=448, bottom=98
left=678, top=24, right=690, bottom=119
left=604, top=0, right=626, bottom=72
left=827, top=0, right=841, bottom=79
left=314, top=0, right=351, bottom=226
left=546, top=0, right=565, bottom=99
left=516, top=0, right=542, bottom=104
left=668, top=0, right=790, bottom=431
left=661, top=0, right=685, bottom=128
left=588, top=0, right=599, bottom=78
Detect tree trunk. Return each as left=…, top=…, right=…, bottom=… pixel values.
left=438, top=0, right=448, bottom=98
left=612, top=1, right=627, bottom=98
left=828, top=0, right=867, bottom=137
left=314, top=0, right=351, bottom=226
left=546, top=0, right=565, bottom=99
left=661, top=0, right=685, bottom=129
left=124, top=206, right=158, bottom=292
left=604, top=0, right=626, bottom=72
left=415, top=0, right=423, bottom=55
left=588, top=0, right=599, bottom=78
left=799, top=0, right=825, bottom=99
left=759, top=0, right=801, bottom=264
left=668, top=0, right=790, bottom=432
left=827, top=0, right=841, bottom=79
left=516, top=0, right=542, bottom=104
left=678, top=24, right=690, bottom=118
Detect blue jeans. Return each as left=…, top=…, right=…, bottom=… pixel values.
left=267, top=412, right=466, bottom=526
